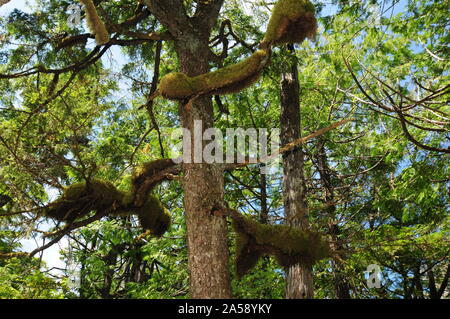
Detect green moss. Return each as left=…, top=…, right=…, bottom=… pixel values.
left=156, top=1, right=318, bottom=101
left=120, top=191, right=134, bottom=207
left=159, top=72, right=199, bottom=100
left=79, top=0, right=110, bottom=45
left=44, top=179, right=126, bottom=222
left=202, top=49, right=270, bottom=95
left=136, top=195, right=171, bottom=237
left=232, top=214, right=330, bottom=278
left=262, top=0, right=317, bottom=46
left=158, top=50, right=270, bottom=100
left=43, top=176, right=171, bottom=237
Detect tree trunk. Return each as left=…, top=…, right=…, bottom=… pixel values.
left=259, top=164, right=268, bottom=224
left=175, top=34, right=232, bottom=299
left=280, top=48, right=313, bottom=299
left=143, top=0, right=230, bottom=299
left=316, top=140, right=351, bottom=299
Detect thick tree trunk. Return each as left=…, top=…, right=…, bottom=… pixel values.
left=280, top=49, right=313, bottom=299
left=144, top=0, right=230, bottom=299
left=175, top=35, right=232, bottom=299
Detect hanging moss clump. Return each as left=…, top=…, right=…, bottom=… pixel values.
left=234, top=231, right=264, bottom=278
left=44, top=177, right=172, bottom=237
left=158, top=49, right=270, bottom=100
left=136, top=195, right=171, bottom=237
left=44, top=179, right=129, bottom=222
left=262, top=0, right=317, bottom=47
left=43, top=159, right=175, bottom=237
left=79, top=0, right=110, bottom=45
left=232, top=213, right=330, bottom=278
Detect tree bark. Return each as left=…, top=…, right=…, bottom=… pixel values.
left=316, top=140, right=351, bottom=299
left=280, top=48, right=313, bottom=299
left=176, top=27, right=231, bottom=301
left=145, top=0, right=231, bottom=298
left=178, top=92, right=232, bottom=298
left=259, top=164, right=268, bottom=224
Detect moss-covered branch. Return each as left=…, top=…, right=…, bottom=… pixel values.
left=228, top=209, right=330, bottom=278
left=43, top=179, right=130, bottom=222
left=43, top=159, right=176, bottom=237
left=155, top=0, right=317, bottom=101
left=158, top=49, right=270, bottom=100
left=261, top=0, right=317, bottom=47
left=131, top=158, right=176, bottom=206
left=79, top=0, right=110, bottom=45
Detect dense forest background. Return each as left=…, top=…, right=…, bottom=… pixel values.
left=0, top=0, right=448, bottom=299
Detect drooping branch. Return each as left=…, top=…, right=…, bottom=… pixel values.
left=343, top=57, right=450, bottom=154
left=0, top=3, right=166, bottom=79
left=0, top=45, right=109, bottom=79
left=210, top=19, right=257, bottom=54
left=144, top=40, right=165, bottom=158
left=393, top=103, right=450, bottom=154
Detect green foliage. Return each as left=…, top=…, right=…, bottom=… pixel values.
left=0, top=257, right=66, bottom=298
left=231, top=258, right=284, bottom=298
left=0, top=0, right=448, bottom=299
left=0, top=229, right=67, bottom=299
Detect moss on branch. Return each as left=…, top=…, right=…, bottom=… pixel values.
left=43, top=159, right=176, bottom=237
left=79, top=0, right=110, bottom=45
left=158, top=49, right=270, bottom=100
left=131, top=159, right=176, bottom=195
left=262, top=0, right=317, bottom=47
left=231, top=213, right=330, bottom=278
left=156, top=0, right=317, bottom=102
left=136, top=195, right=171, bottom=237
left=44, top=179, right=130, bottom=222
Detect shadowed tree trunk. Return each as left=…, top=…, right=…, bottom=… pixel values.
left=280, top=47, right=313, bottom=299
left=316, top=139, right=351, bottom=299
left=145, top=0, right=231, bottom=298
left=259, top=163, right=269, bottom=224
